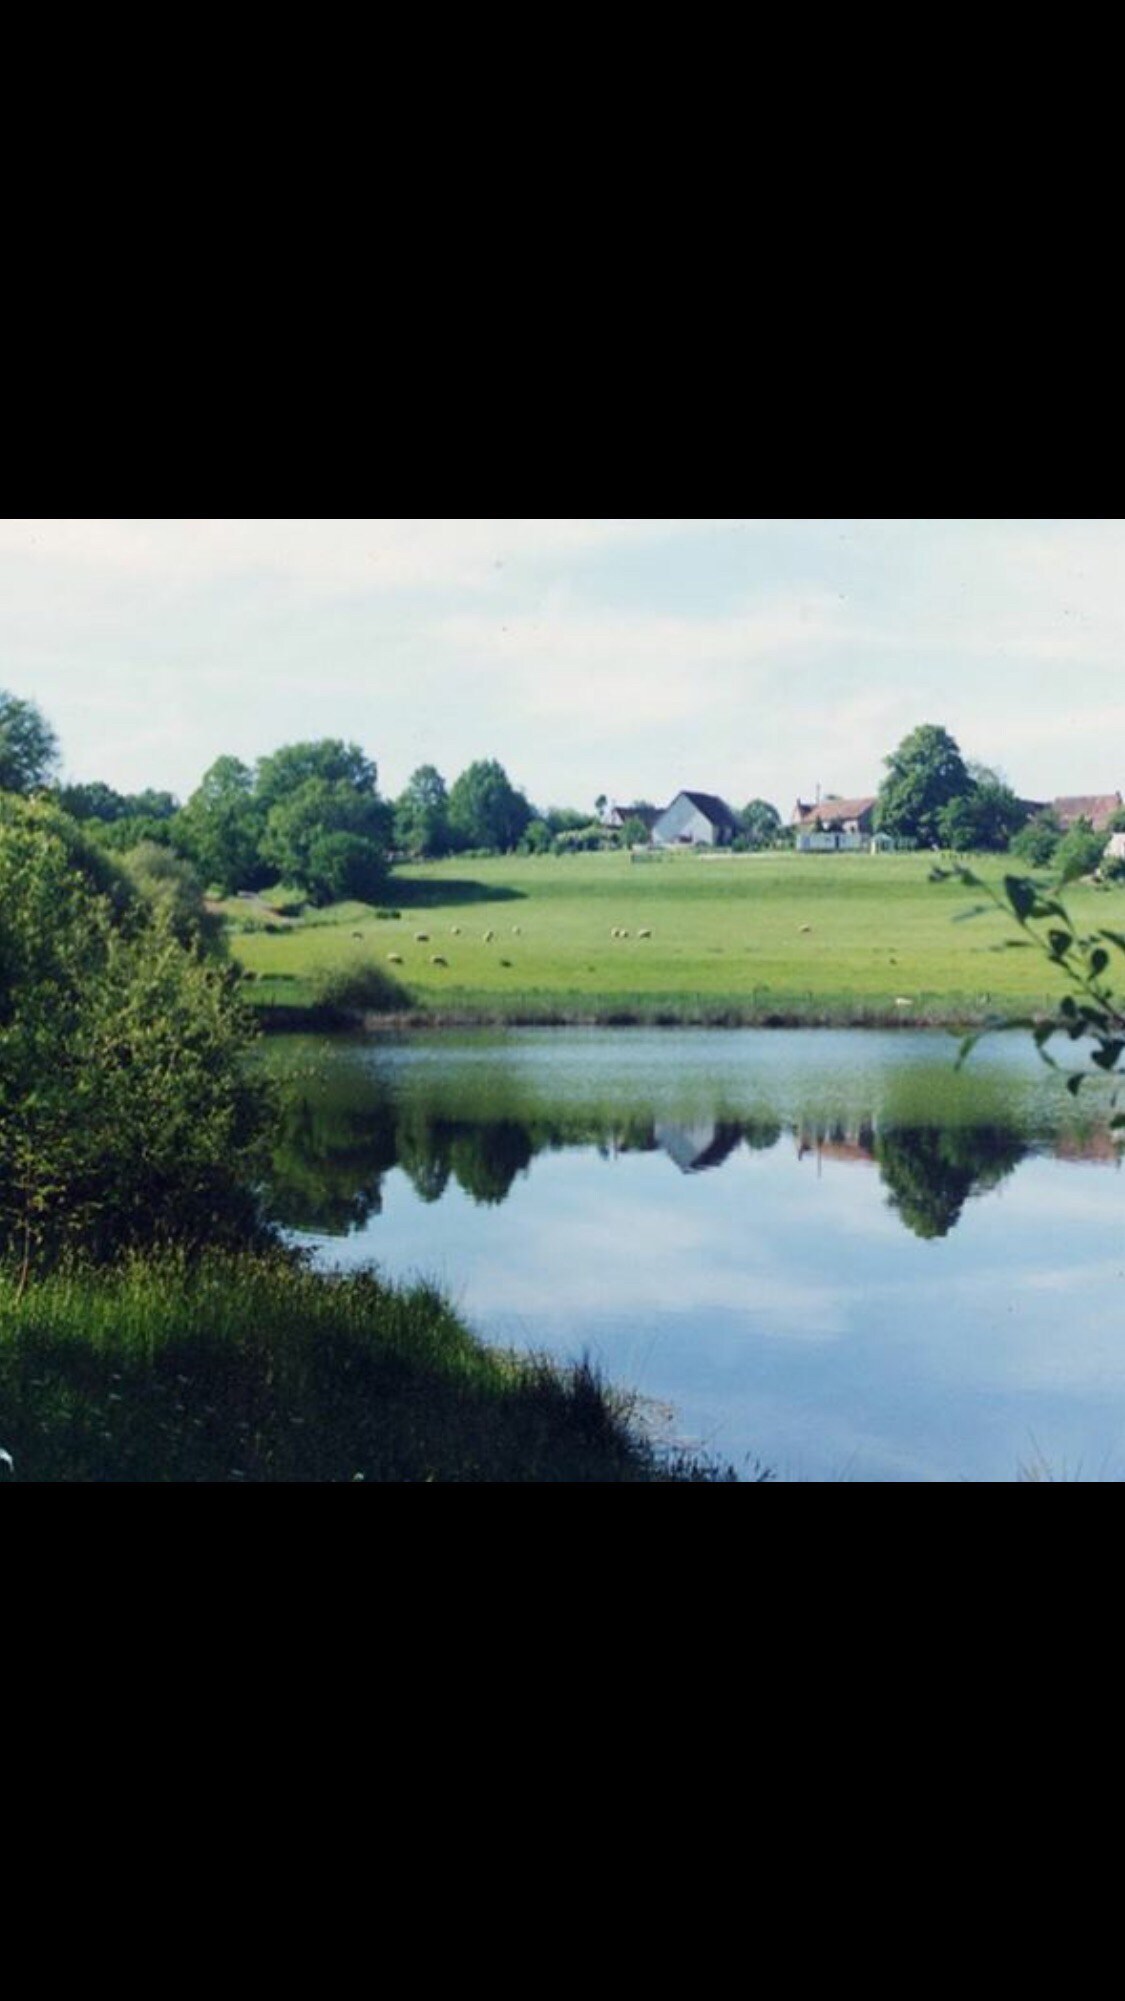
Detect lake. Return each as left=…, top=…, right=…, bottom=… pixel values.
left=258, top=1027, right=1125, bottom=1481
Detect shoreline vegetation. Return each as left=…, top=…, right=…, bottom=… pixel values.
left=1, top=1248, right=737, bottom=1483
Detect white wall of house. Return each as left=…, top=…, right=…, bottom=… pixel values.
left=653, top=795, right=725, bottom=847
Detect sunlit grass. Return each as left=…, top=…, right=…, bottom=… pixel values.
left=230, top=850, right=1112, bottom=1023
left=0, top=1248, right=736, bottom=1482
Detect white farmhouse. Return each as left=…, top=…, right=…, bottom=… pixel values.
left=651, top=791, right=739, bottom=848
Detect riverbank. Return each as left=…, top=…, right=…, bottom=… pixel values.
left=0, top=1248, right=735, bottom=1481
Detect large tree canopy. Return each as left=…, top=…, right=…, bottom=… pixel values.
left=448, top=760, right=532, bottom=852
left=876, top=724, right=973, bottom=847
left=0, top=691, right=59, bottom=795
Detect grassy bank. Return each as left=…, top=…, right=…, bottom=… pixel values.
left=227, top=850, right=1109, bottom=1027
left=0, top=1248, right=732, bottom=1482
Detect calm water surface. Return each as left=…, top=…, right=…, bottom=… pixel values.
left=259, top=1028, right=1125, bottom=1481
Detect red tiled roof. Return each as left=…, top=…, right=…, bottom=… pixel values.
left=794, top=795, right=877, bottom=827
left=1052, top=794, right=1122, bottom=831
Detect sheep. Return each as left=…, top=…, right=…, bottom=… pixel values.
left=387, top=953, right=404, bottom=964
left=798, top=924, right=812, bottom=933
left=638, top=927, right=651, bottom=938
left=894, top=996, right=913, bottom=1007
left=450, top=925, right=461, bottom=935
left=430, top=955, right=448, bottom=967
left=499, top=958, right=512, bottom=967
left=511, top=925, right=521, bottom=935
left=483, top=929, right=494, bottom=942
left=414, top=932, right=429, bottom=943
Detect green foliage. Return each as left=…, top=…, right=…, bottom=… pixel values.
left=620, top=815, right=650, bottom=847
left=937, top=777, right=1027, bottom=853
left=0, top=795, right=263, bottom=1261
left=1009, top=808, right=1063, bottom=867
left=1054, top=818, right=1105, bottom=881
left=932, top=857, right=1125, bottom=1110
left=448, top=759, right=532, bottom=853
left=119, top=841, right=225, bottom=959
left=739, top=799, right=782, bottom=848
left=0, top=690, right=59, bottom=795
left=262, top=777, right=391, bottom=905
left=394, top=765, right=452, bottom=858
left=876, top=723, right=973, bottom=846
left=177, top=755, right=268, bottom=894
left=308, top=958, right=412, bottom=1013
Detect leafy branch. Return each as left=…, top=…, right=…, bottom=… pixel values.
left=930, top=858, right=1125, bottom=1117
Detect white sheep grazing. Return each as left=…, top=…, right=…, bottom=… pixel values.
left=511, top=925, right=521, bottom=934
left=638, top=927, right=651, bottom=938
left=798, top=924, right=812, bottom=933
left=894, top=996, right=913, bottom=1007
left=483, top=929, right=494, bottom=942
left=387, top=953, right=404, bottom=964
left=450, top=925, right=461, bottom=935
left=415, top=932, right=429, bottom=942
left=430, top=955, right=448, bottom=967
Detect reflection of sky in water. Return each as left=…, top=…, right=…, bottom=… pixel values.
left=276, top=1030, right=1125, bottom=1482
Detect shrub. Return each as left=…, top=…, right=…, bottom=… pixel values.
left=309, top=959, right=412, bottom=1013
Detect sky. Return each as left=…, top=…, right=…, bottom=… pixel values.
left=0, top=516, right=1121, bottom=814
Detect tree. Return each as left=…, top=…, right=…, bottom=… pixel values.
left=739, top=799, right=782, bottom=849
left=177, top=756, right=268, bottom=895
left=1053, top=818, right=1105, bottom=881
left=0, top=795, right=262, bottom=1262
left=448, top=760, right=532, bottom=853
left=119, top=841, right=225, bottom=959
left=255, top=739, right=377, bottom=813
left=876, top=724, right=973, bottom=847
left=620, top=815, right=651, bottom=847
left=937, top=776, right=1027, bottom=853
left=1010, top=808, right=1063, bottom=868
left=394, top=766, right=452, bottom=858
left=0, top=691, right=59, bottom=795
left=261, top=777, right=391, bottom=904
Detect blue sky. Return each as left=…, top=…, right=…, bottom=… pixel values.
left=0, top=517, right=1119, bottom=813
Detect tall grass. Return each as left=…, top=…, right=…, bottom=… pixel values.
left=0, top=1248, right=735, bottom=1482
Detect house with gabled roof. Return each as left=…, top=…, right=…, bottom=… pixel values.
left=792, top=795, right=886, bottom=851
left=651, top=791, right=739, bottom=848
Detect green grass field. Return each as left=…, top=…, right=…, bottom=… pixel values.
left=226, top=849, right=1117, bottom=1025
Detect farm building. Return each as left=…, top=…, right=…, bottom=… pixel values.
left=792, top=796, right=885, bottom=852
left=1052, top=793, right=1122, bottom=832
left=651, top=791, right=739, bottom=848
left=600, top=801, right=663, bottom=836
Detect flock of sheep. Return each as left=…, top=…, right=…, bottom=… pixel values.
left=355, top=920, right=657, bottom=970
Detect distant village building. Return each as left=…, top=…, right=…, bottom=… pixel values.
left=1052, top=793, right=1122, bottom=832
left=791, top=796, right=887, bottom=852
left=600, top=801, right=663, bottom=835
left=651, top=791, right=739, bottom=848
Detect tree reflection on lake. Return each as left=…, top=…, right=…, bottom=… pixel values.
left=259, top=1028, right=1114, bottom=1243
left=254, top=1028, right=1125, bottom=1481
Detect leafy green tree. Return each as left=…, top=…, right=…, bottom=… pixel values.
left=0, top=795, right=262, bottom=1263
left=261, top=777, right=391, bottom=904
left=255, top=739, right=377, bottom=812
left=1053, top=818, right=1105, bottom=881
left=448, top=760, right=532, bottom=852
left=739, top=799, right=782, bottom=848
left=1009, top=808, right=1063, bottom=867
left=0, top=691, right=59, bottom=795
left=876, top=724, right=973, bottom=847
left=620, top=814, right=651, bottom=847
left=394, top=765, right=452, bottom=858
left=937, top=774, right=1027, bottom=853
left=177, top=756, right=269, bottom=894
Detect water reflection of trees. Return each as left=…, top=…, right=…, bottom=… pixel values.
left=263, top=1062, right=1108, bottom=1243
left=874, top=1125, right=1027, bottom=1239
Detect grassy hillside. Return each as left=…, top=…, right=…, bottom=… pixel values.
left=226, top=849, right=1114, bottom=1024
